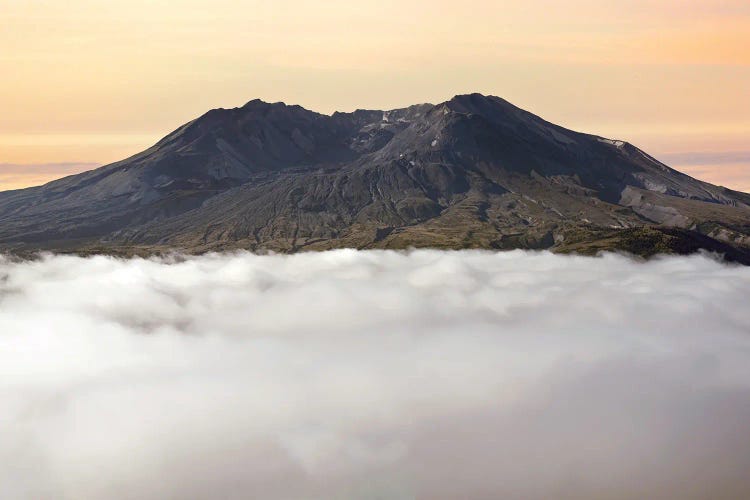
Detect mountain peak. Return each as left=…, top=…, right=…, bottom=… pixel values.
left=241, top=98, right=275, bottom=109
left=445, top=93, right=511, bottom=111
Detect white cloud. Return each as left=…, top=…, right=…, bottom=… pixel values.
left=1, top=250, right=750, bottom=499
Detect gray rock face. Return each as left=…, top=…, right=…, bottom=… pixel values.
left=2, top=93, right=750, bottom=261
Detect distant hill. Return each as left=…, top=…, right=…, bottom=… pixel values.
left=2, top=93, right=750, bottom=262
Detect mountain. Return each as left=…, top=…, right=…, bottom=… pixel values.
left=2, top=93, right=750, bottom=262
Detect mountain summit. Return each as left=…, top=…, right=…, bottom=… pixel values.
left=2, top=93, right=750, bottom=261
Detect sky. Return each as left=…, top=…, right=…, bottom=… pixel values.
left=1, top=0, right=749, bottom=191
left=3, top=249, right=750, bottom=498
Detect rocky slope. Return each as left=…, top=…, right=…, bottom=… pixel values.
left=2, top=93, right=750, bottom=261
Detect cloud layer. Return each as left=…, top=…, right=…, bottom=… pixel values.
left=2, top=250, right=750, bottom=499
left=654, top=151, right=750, bottom=193
left=0, top=162, right=99, bottom=190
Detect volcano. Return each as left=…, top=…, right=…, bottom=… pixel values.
left=2, top=93, right=749, bottom=261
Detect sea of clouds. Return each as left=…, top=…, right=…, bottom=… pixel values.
left=2, top=249, right=750, bottom=499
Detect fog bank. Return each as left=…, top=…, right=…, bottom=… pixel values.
left=2, top=250, right=750, bottom=499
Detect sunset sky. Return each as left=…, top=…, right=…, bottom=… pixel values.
left=2, top=0, right=749, bottom=191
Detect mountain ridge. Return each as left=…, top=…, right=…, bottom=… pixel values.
left=2, top=93, right=750, bottom=262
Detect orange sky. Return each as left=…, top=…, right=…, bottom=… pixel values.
left=1, top=0, right=749, bottom=191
